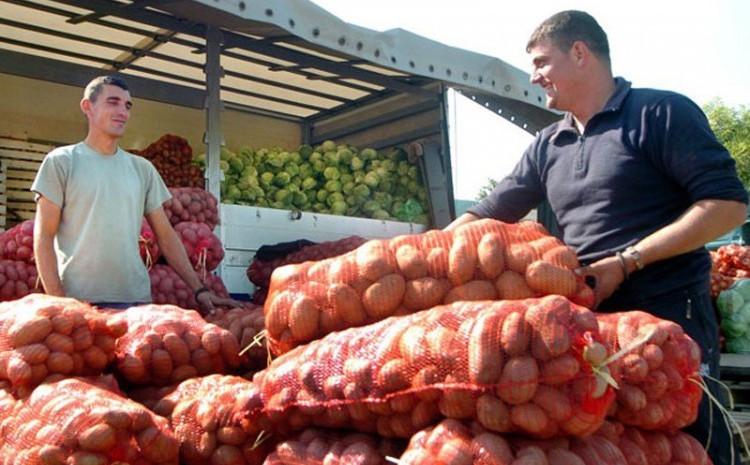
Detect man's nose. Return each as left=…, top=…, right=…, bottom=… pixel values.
left=530, top=71, right=542, bottom=85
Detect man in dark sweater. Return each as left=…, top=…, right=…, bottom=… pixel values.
left=447, top=10, right=747, bottom=465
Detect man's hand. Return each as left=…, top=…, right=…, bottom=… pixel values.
left=574, top=255, right=626, bottom=308
left=195, top=291, right=245, bottom=315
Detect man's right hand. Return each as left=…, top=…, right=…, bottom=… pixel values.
left=34, top=195, right=65, bottom=296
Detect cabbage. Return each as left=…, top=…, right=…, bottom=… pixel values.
left=298, top=144, right=313, bottom=159
left=726, top=336, right=750, bottom=354
left=320, top=140, right=337, bottom=152
left=302, top=177, right=317, bottom=190
left=325, top=180, right=342, bottom=193
left=273, top=172, right=291, bottom=187
left=350, top=156, right=364, bottom=171
left=323, top=167, right=340, bottom=181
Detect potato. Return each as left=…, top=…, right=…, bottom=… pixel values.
left=10, top=316, right=53, bottom=346
left=362, top=274, right=406, bottom=318
left=329, top=284, right=366, bottom=325
left=377, top=358, right=411, bottom=393
left=495, top=271, right=536, bottom=300
left=436, top=438, right=473, bottom=465
left=525, top=261, right=577, bottom=296
left=426, top=247, right=449, bottom=278
left=510, top=403, right=549, bottom=435
left=533, top=385, right=572, bottom=422
left=476, top=394, right=511, bottom=433
left=46, top=352, right=74, bottom=374
left=444, top=280, right=498, bottom=304
left=396, top=244, right=429, bottom=279
left=506, top=243, right=536, bottom=274
left=542, top=246, right=579, bottom=269
left=356, top=240, right=395, bottom=282
left=151, top=348, right=174, bottom=381
left=498, top=356, right=539, bottom=405
left=404, top=277, right=450, bottom=310
left=477, top=233, right=506, bottom=279
left=16, top=343, right=50, bottom=365
left=77, top=424, right=116, bottom=452
left=163, top=332, right=191, bottom=366
left=449, top=237, right=478, bottom=286
left=288, top=296, right=320, bottom=342
left=468, top=312, right=504, bottom=385
left=541, top=355, right=580, bottom=385
left=500, top=310, right=531, bottom=356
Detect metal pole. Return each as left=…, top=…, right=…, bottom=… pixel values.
left=204, top=25, right=223, bottom=202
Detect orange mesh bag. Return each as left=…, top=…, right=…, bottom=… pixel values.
left=163, top=187, right=219, bottom=229
left=0, top=294, right=126, bottom=394
left=111, top=305, right=243, bottom=386
left=149, top=264, right=229, bottom=311
left=264, top=218, right=594, bottom=355
left=0, top=377, right=179, bottom=465
left=596, top=311, right=703, bottom=430
left=204, top=305, right=267, bottom=370
left=140, top=374, right=270, bottom=465
left=249, top=295, right=614, bottom=439
left=264, top=428, right=404, bottom=465
left=0, top=259, right=42, bottom=302
left=398, top=418, right=631, bottom=465
left=594, top=420, right=713, bottom=465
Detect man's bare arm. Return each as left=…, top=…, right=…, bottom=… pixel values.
left=34, top=196, right=64, bottom=296
left=146, top=207, right=241, bottom=312
left=579, top=199, right=747, bottom=306
left=444, top=212, right=480, bottom=231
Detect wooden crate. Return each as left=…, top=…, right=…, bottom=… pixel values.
left=0, top=137, right=55, bottom=227
left=0, top=159, right=6, bottom=231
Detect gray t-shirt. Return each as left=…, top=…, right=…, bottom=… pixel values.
left=31, top=142, right=171, bottom=303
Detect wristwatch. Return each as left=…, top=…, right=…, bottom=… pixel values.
left=623, top=246, right=645, bottom=271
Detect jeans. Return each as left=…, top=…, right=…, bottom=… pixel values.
left=600, top=284, right=740, bottom=465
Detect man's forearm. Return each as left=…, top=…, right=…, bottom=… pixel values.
left=158, top=229, right=205, bottom=292
left=34, top=235, right=64, bottom=296
left=633, top=199, right=746, bottom=268
left=444, top=212, right=480, bottom=231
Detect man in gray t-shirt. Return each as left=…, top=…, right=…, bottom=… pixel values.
left=31, top=75, right=237, bottom=312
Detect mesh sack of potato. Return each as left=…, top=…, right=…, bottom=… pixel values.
left=0, top=294, right=126, bottom=394
left=0, top=220, right=34, bottom=264
left=248, top=296, right=614, bottom=440
left=174, top=221, right=225, bottom=274
left=0, top=376, right=179, bottom=465
left=204, top=305, right=267, bottom=370
left=596, top=311, right=703, bottom=430
left=0, top=259, right=42, bottom=302
left=162, top=187, right=219, bottom=230
left=264, top=428, right=404, bottom=465
left=138, top=374, right=270, bottom=465
left=264, top=219, right=594, bottom=355
left=111, top=305, right=243, bottom=386
left=149, top=264, right=229, bottom=311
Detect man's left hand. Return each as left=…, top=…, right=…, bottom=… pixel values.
left=196, top=291, right=245, bottom=315
left=574, top=255, right=626, bottom=308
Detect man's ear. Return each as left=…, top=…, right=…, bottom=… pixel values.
left=570, top=41, right=590, bottom=66
left=80, top=98, right=90, bottom=116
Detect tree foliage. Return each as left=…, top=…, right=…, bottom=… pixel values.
left=703, top=99, right=750, bottom=188
left=475, top=177, right=499, bottom=201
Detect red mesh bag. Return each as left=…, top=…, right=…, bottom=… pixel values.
left=710, top=248, right=747, bottom=298
left=204, top=305, right=267, bottom=370
left=137, top=134, right=203, bottom=188
left=0, top=220, right=34, bottom=263
left=0, top=259, right=41, bottom=301
left=0, top=294, right=126, bottom=394
left=163, top=187, right=219, bottom=230
left=399, top=418, right=632, bottom=465
left=174, top=221, right=225, bottom=274
left=111, top=304, right=243, bottom=386
left=264, top=429, right=404, bottom=465
left=140, top=220, right=161, bottom=270
left=149, top=264, right=229, bottom=311
left=248, top=296, right=614, bottom=439
left=264, top=219, right=594, bottom=355
left=594, top=420, right=713, bottom=465
left=0, top=377, right=179, bottom=465
left=140, top=374, right=270, bottom=465
left=596, top=311, right=703, bottom=430
left=247, top=236, right=367, bottom=289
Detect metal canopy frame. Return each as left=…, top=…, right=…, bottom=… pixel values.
left=0, top=0, right=556, bottom=132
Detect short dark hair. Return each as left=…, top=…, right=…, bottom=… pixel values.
left=84, top=75, right=130, bottom=102
left=527, top=10, right=610, bottom=63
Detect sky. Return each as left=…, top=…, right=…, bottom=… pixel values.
left=310, top=0, right=750, bottom=200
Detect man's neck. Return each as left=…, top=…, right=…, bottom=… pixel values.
left=571, top=75, right=617, bottom=133
left=84, top=134, right=119, bottom=156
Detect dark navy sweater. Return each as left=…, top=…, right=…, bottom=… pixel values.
left=469, top=78, right=748, bottom=301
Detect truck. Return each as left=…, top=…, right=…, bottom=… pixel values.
left=0, top=0, right=557, bottom=297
